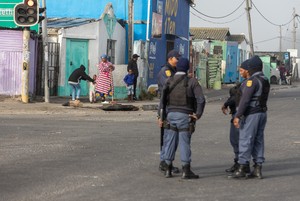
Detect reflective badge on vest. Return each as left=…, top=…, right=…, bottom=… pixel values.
left=165, top=70, right=171, bottom=77
left=246, top=80, right=252, bottom=87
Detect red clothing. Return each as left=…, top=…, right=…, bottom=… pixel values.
left=95, top=61, right=115, bottom=95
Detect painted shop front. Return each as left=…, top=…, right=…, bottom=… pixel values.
left=148, top=0, right=192, bottom=86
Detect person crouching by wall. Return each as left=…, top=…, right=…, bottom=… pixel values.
left=68, top=64, right=95, bottom=104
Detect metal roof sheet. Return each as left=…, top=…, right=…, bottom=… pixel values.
left=227, top=34, right=248, bottom=44
left=47, top=18, right=97, bottom=28
left=190, top=27, right=230, bottom=41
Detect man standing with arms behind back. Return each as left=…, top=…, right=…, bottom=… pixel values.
left=158, top=57, right=206, bottom=179
left=127, top=54, right=140, bottom=100
left=157, top=49, right=181, bottom=174
left=232, top=56, right=270, bottom=179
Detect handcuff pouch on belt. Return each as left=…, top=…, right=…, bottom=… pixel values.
left=189, top=120, right=195, bottom=134
left=162, top=120, right=170, bottom=129
left=163, top=120, right=195, bottom=134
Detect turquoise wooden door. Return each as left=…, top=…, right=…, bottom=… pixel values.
left=224, top=42, right=238, bottom=83
left=65, top=39, right=89, bottom=97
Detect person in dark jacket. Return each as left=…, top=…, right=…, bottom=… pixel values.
left=68, top=65, right=94, bottom=101
left=157, top=49, right=181, bottom=174
left=232, top=56, right=270, bottom=179
left=127, top=54, right=140, bottom=100
left=157, top=50, right=180, bottom=98
left=222, top=81, right=241, bottom=174
left=158, top=57, right=206, bottom=179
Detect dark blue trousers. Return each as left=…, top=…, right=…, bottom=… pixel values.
left=238, top=112, right=267, bottom=165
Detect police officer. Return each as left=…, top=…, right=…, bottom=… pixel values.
left=158, top=57, right=206, bottom=179
left=221, top=81, right=241, bottom=173
left=157, top=49, right=181, bottom=96
left=232, top=56, right=270, bottom=179
left=157, top=49, right=181, bottom=173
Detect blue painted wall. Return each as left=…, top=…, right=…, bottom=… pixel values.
left=46, top=0, right=149, bottom=40
left=148, top=0, right=190, bottom=86
left=46, top=0, right=151, bottom=62
left=46, top=0, right=191, bottom=87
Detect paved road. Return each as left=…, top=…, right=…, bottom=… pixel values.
left=0, top=84, right=299, bottom=201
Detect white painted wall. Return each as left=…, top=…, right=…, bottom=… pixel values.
left=53, top=19, right=126, bottom=89
left=98, top=20, right=126, bottom=65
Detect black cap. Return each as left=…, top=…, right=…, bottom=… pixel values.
left=167, top=49, right=181, bottom=59
left=176, top=58, right=190, bottom=72
left=248, top=55, right=263, bottom=70
left=240, top=59, right=250, bottom=70
left=132, top=54, right=140, bottom=58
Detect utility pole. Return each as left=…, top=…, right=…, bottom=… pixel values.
left=245, top=0, right=254, bottom=56
left=292, top=8, right=297, bottom=49
left=279, top=25, right=282, bottom=52
left=128, top=0, right=133, bottom=59
left=21, top=27, right=30, bottom=103
left=42, top=0, right=49, bottom=102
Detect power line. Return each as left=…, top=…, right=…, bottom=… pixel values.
left=190, top=10, right=245, bottom=25
left=297, top=15, right=300, bottom=24
left=191, top=0, right=245, bottom=19
left=282, top=37, right=300, bottom=43
left=254, top=37, right=279, bottom=44
left=283, top=20, right=292, bottom=39
left=252, top=1, right=294, bottom=27
left=254, top=36, right=300, bottom=45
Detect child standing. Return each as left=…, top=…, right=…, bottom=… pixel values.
left=123, top=69, right=135, bottom=102
left=89, top=74, right=97, bottom=103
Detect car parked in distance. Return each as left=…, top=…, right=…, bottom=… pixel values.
left=270, top=67, right=280, bottom=84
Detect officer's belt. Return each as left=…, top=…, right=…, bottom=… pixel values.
left=163, top=121, right=189, bottom=132
left=169, top=125, right=189, bottom=132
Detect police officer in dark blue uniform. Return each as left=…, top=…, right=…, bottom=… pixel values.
left=157, top=49, right=181, bottom=173
left=158, top=58, right=206, bottom=179
left=157, top=50, right=180, bottom=97
left=232, top=56, right=270, bottom=179
left=222, top=81, right=241, bottom=173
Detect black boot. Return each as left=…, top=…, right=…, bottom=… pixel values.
left=225, top=161, right=239, bottom=173
left=165, top=163, right=173, bottom=178
left=251, top=164, right=263, bottom=179
left=232, top=164, right=250, bottom=179
left=159, top=161, right=180, bottom=174
left=182, top=164, right=199, bottom=179
left=159, top=161, right=167, bottom=172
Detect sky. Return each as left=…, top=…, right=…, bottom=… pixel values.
left=189, top=0, right=300, bottom=54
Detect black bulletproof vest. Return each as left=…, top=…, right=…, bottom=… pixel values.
left=251, top=75, right=270, bottom=109
left=167, top=76, right=194, bottom=110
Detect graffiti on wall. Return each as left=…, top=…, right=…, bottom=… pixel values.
left=179, top=43, right=185, bottom=56
left=152, top=12, right=162, bottom=38
left=149, top=41, right=157, bottom=59
left=164, top=0, right=177, bottom=35
left=149, top=63, right=154, bottom=79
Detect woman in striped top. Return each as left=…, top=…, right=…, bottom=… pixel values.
left=95, top=54, right=115, bottom=102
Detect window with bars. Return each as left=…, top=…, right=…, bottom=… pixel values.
left=213, top=46, right=223, bottom=55
left=107, top=39, right=116, bottom=63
